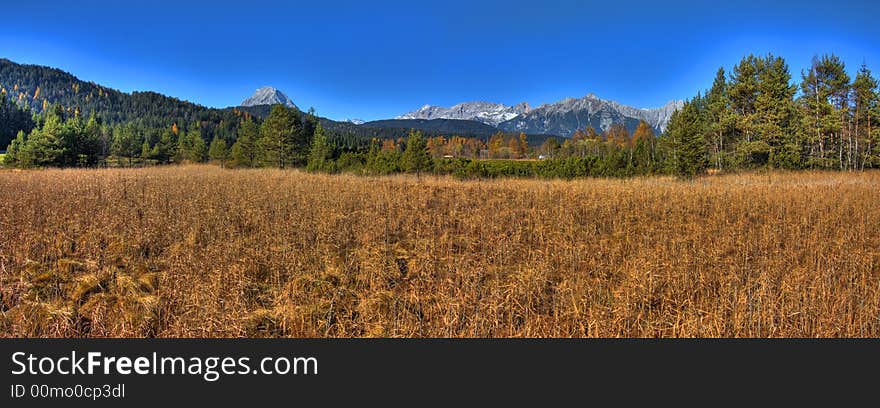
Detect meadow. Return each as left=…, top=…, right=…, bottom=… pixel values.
left=1, top=166, right=879, bottom=337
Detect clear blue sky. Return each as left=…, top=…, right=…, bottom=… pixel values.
left=2, top=0, right=878, bottom=121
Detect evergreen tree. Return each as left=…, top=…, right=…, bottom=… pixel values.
left=729, top=55, right=761, bottom=144
left=111, top=123, right=141, bottom=166
left=79, top=114, right=103, bottom=166
left=258, top=105, right=302, bottom=168
left=177, top=123, right=206, bottom=163
left=140, top=141, right=152, bottom=163
left=208, top=136, right=229, bottom=167
left=189, top=126, right=207, bottom=163
left=153, top=128, right=177, bottom=164
left=755, top=55, right=800, bottom=168
left=306, top=122, right=333, bottom=173
left=3, top=130, right=25, bottom=166
left=800, top=54, right=851, bottom=168
left=705, top=68, right=735, bottom=170
left=22, top=108, right=65, bottom=167
left=852, top=64, right=879, bottom=169
left=668, top=99, right=707, bottom=178
left=230, top=118, right=259, bottom=167
left=401, top=129, right=431, bottom=178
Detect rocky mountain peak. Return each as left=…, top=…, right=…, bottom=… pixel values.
left=241, top=86, right=297, bottom=108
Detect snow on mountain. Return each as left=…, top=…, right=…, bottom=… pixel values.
left=240, top=86, right=297, bottom=108
left=397, top=95, right=682, bottom=137
left=397, top=101, right=531, bottom=127
left=499, top=94, right=683, bottom=136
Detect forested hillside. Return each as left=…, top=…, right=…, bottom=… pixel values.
left=0, top=58, right=248, bottom=143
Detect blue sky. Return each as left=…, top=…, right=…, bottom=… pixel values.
left=2, top=0, right=878, bottom=121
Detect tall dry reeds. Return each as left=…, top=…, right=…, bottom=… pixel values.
left=1, top=166, right=878, bottom=337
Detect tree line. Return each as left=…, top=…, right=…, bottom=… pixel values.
left=1, top=104, right=320, bottom=168
left=666, top=53, right=879, bottom=177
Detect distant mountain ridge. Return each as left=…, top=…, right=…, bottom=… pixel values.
left=398, top=94, right=683, bottom=136
left=241, top=86, right=297, bottom=108
left=397, top=101, right=531, bottom=127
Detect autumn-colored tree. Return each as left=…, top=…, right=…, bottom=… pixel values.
left=632, top=121, right=655, bottom=144
left=631, top=121, right=656, bottom=172
left=508, top=137, right=523, bottom=159
left=445, top=136, right=466, bottom=157
left=605, top=124, right=630, bottom=147
left=540, top=137, right=561, bottom=158
left=381, top=138, right=397, bottom=152
left=488, top=132, right=506, bottom=159
left=427, top=136, right=446, bottom=158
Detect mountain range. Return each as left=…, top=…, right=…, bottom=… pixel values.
left=397, top=101, right=531, bottom=127
left=398, top=95, right=682, bottom=136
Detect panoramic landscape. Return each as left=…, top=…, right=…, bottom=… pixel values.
left=1, top=1, right=879, bottom=338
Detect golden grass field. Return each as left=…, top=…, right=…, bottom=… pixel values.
left=1, top=165, right=879, bottom=337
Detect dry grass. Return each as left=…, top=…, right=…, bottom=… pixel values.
left=1, top=165, right=879, bottom=337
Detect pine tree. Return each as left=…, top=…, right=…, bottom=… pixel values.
left=668, top=99, right=707, bottom=178
left=852, top=64, right=879, bottom=169
left=729, top=55, right=761, bottom=143
left=3, top=130, right=25, bottom=166
left=154, top=128, right=178, bottom=164
left=140, top=141, right=152, bottom=163
left=306, top=122, right=333, bottom=173
left=23, top=109, right=65, bottom=167
left=80, top=113, right=103, bottom=166
left=800, top=55, right=851, bottom=168
left=208, top=137, right=229, bottom=167
left=230, top=118, right=259, bottom=167
left=705, top=68, right=735, bottom=170
left=111, top=123, right=141, bottom=166
left=401, top=129, right=431, bottom=178
left=258, top=105, right=302, bottom=168
left=190, top=127, right=207, bottom=163
left=755, top=55, right=800, bottom=169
